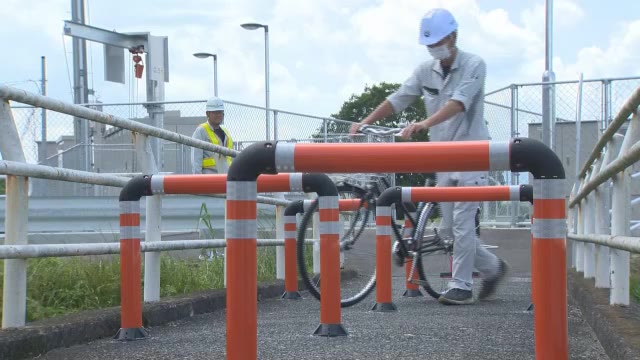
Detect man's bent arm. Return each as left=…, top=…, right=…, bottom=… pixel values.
left=422, top=100, right=465, bottom=128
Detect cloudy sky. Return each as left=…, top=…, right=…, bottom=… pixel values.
left=2, top=0, right=640, bottom=120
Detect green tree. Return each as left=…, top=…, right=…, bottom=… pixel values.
left=322, top=82, right=434, bottom=187
left=0, top=178, right=4, bottom=195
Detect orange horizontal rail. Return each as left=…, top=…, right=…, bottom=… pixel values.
left=292, top=142, right=491, bottom=173
left=408, top=186, right=512, bottom=202
left=161, top=174, right=293, bottom=194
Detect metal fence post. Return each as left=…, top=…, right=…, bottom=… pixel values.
left=0, top=101, right=28, bottom=328
left=510, top=85, right=519, bottom=227
left=610, top=110, right=640, bottom=305
left=273, top=110, right=279, bottom=141
left=136, top=134, right=162, bottom=303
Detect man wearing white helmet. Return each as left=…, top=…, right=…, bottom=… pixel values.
left=191, top=96, right=234, bottom=175
left=349, top=8, right=507, bottom=305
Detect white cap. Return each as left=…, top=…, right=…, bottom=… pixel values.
left=418, top=8, right=458, bottom=46
left=206, top=97, right=224, bottom=112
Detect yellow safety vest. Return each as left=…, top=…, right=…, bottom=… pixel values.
left=201, top=122, right=233, bottom=168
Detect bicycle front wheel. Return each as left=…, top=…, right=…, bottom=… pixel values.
left=296, top=199, right=377, bottom=308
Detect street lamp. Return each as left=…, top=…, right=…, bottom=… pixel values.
left=241, top=22, right=271, bottom=141
left=193, top=52, right=218, bottom=97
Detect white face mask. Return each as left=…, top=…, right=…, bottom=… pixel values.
left=427, top=43, right=451, bottom=60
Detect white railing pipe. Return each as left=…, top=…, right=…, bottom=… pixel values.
left=0, top=85, right=237, bottom=157
left=0, top=101, right=28, bottom=328
left=0, top=239, right=316, bottom=259
left=610, top=110, right=640, bottom=305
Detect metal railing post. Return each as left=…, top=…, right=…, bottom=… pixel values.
left=595, top=144, right=615, bottom=288
left=583, top=166, right=597, bottom=279
left=0, top=101, right=28, bottom=328
left=610, top=109, right=640, bottom=305
left=576, top=202, right=585, bottom=272
left=136, top=134, right=163, bottom=303
left=275, top=192, right=285, bottom=280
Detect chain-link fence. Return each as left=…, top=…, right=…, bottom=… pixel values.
left=483, top=76, right=640, bottom=223
left=8, top=98, right=395, bottom=197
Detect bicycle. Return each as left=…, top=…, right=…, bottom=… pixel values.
left=296, top=124, right=485, bottom=305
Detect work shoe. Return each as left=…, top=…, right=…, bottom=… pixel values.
left=438, top=288, right=474, bottom=305
left=478, top=259, right=509, bottom=300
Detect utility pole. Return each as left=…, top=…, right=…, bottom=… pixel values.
left=71, top=0, right=91, bottom=176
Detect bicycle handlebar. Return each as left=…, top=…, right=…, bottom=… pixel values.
left=357, top=124, right=406, bottom=136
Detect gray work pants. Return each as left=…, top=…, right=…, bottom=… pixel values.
left=436, top=171, right=499, bottom=291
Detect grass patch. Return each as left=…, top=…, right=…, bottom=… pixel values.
left=0, top=246, right=299, bottom=322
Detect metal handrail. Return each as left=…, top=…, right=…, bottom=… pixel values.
left=576, top=86, right=640, bottom=180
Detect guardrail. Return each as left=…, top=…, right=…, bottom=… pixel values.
left=0, top=87, right=292, bottom=329
left=568, top=85, right=640, bottom=306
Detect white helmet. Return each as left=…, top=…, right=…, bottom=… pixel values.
left=418, top=8, right=458, bottom=46
left=206, top=97, right=224, bottom=112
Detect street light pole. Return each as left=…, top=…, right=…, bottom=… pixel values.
left=241, top=22, right=271, bottom=141
left=193, top=52, right=218, bottom=97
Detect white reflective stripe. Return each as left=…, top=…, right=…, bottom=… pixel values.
left=120, top=226, right=141, bottom=240
left=289, top=173, right=303, bottom=192
left=226, top=220, right=257, bottom=239
left=489, top=141, right=510, bottom=171
left=120, top=201, right=140, bottom=214
left=227, top=181, right=257, bottom=201
left=275, top=142, right=296, bottom=172
left=319, top=196, right=339, bottom=209
left=303, top=199, right=313, bottom=212
left=284, top=215, right=297, bottom=223
left=284, top=231, right=297, bottom=239
left=377, top=226, right=393, bottom=236
left=533, top=179, right=566, bottom=199
left=319, top=221, right=341, bottom=235
left=151, top=175, right=164, bottom=194
left=532, top=219, right=567, bottom=239
left=509, top=186, right=520, bottom=201
left=401, top=187, right=412, bottom=203
left=377, top=206, right=392, bottom=216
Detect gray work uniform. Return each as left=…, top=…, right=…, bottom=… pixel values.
left=191, top=124, right=231, bottom=175
left=387, top=49, right=499, bottom=291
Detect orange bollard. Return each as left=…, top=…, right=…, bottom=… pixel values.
left=532, top=179, right=568, bottom=359
left=314, top=195, right=348, bottom=336
left=282, top=206, right=302, bottom=299
left=226, top=181, right=258, bottom=360
left=372, top=205, right=397, bottom=311
left=114, top=200, right=148, bottom=340
left=402, top=209, right=422, bottom=298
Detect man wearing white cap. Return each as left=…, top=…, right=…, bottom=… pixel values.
left=350, top=8, right=507, bottom=305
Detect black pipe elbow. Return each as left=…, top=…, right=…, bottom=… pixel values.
left=227, top=141, right=278, bottom=182
left=284, top=200, right=305, bottom=216
left=302, top=173, right=338, bottom=197
left=510, top=138, right=566, bottom=179
left=520, top=184, right=534, bottom=204
left=119, top=175, right=152, bottom=202
left=377, top=187, right=403, bottom=207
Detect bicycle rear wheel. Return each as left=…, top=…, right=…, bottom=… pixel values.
left=410, top=202, right=453, bottom=299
